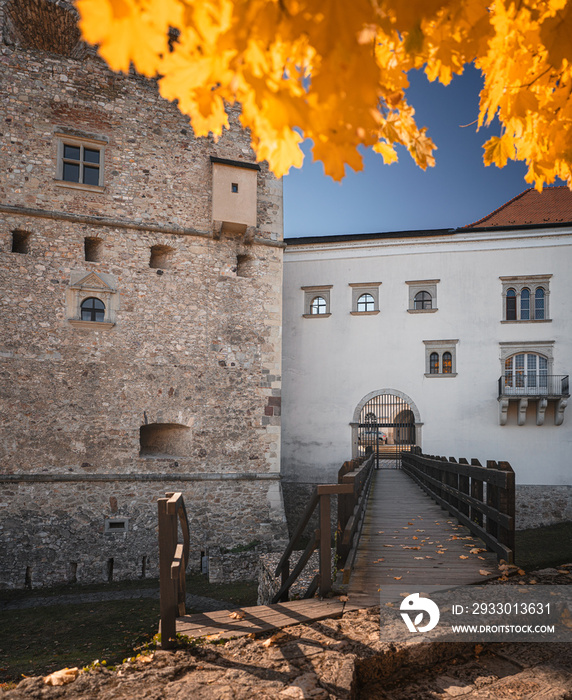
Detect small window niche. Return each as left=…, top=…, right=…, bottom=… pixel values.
left=104, top=518, right=129, bottom=534
left=236, top=254, right=256, bottom=278
left=139, top=422, right=192, bottom=458
left=84, top=237, right=103, bottom=262
left=211, top=157, right=259, bottom=234
left=12, top=230, right=31, bottom=254
left=150, top=244, right=174, bottom=270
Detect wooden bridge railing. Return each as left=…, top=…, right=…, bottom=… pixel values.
left=272, top=454, right=375, bottom=603
left=158, top=492, right=190, bottom=649
left=401, top=451, right=515, bottom=563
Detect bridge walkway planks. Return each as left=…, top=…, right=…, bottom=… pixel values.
left=175, top=598, right=360, bottom=640
left=347, top=467, right=499, bottom=607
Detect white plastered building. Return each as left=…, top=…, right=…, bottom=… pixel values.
left=281, top=188, right=572, bottom=529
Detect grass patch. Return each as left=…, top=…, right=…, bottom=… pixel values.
left=515, top=521, right=572, bottom=571
left=0, top=596, right=159, bottom=685
left=0, top=572, right=257, bottom=685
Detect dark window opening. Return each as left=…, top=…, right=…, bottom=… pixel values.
left=414, top=290, right=432, bottom=310
left=231, top=182, right=239, bottom=193
left=107, top=558, right=114, bottom=583
left=506, top=288, right=517, bottom=320
left=141, top=556, right=147, bottom=578
left=84, top=237, right=103, bottom=262
left=139, top=422, right=192, bottom=458
left=429, top=352, right=439, bottom=374
left=535, top=287, right=545, bottom=320
left=150, top=244, right=174, bottom=269
left=12, top=230, right=31, bottom=254
left=520, top=287, right=530, bottom=320
left=237, top=254, right=255, bottom=277
left=25, top=566, right=32, bottom=590
left=69, top=562, right=78, bottom=584
left=80, top=297, right=105, bottom=322
left=442, top=351, right=452, bottom=374
left=62, top=143, right=101, bottom=186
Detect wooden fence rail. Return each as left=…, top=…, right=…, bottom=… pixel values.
left=158, top=492, right=190, bottom=649
left=401, top=451, right=515, bottom=563
left=272, top=454, right=375, bottom=603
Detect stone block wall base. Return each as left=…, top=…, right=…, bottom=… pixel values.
left=516, top=485, right=572, bottom=530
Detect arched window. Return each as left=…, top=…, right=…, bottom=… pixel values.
left=80, top=297, right=105, bottom=322
left=310, top=296, right=327, bottom=315
left=535, top=287, right=545, bottom=320
left=442, top=351, right=452, bottom=374
left=504, top=353, right=548, bottom=392
left=414, top=291, right=432, bottom=310
left=429, top=352, right=439, bottom=374
left=520, top=288, right=530, bottom=320
left=357, top=293, right=375, bottom=312
left=506, top=288, right=517, bottom=320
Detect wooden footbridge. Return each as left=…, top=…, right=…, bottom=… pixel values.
left=157, top=450, right=515, bottom=647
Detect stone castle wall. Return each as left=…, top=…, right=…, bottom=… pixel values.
left=0, top=0, right=287, bottom=588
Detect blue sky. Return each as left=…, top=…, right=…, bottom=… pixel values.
left=283, top=64, right=538, bottom=238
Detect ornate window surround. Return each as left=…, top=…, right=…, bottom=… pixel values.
left=500, top=275, right=551, bottom=322
left=66, top=271, right=119, bottom=329
left=302, top=285, right=332, bottom=318
left=349, top=281, right=381, bottom=315
left=406, top=279, right=439, bottom=313
left=423, top=339, right=458, bottom=377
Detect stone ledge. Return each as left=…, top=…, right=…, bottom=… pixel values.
left=0, top=472, right=282, bottom=483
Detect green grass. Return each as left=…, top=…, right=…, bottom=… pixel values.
left=515, top=521, right=572, bottom=571
left=0, top=573, right=257, bottom=685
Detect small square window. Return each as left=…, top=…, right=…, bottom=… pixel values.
left=56, top=131, right=107, bottom=189
left=231, top=182, right=239, bottom=193
left=104, top=518, right=129, bottom=533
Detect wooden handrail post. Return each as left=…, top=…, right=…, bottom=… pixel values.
left=158, top=497, right=178, bottom=649
left=319, top=493, right=331, bottom=597
left=497, top=461, right=515, bottom=563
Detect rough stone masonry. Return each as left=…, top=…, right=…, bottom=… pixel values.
left=0, top=0, right=288, bottom=588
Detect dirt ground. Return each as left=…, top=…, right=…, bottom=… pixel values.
left=2, top=565, right=572, bottom=699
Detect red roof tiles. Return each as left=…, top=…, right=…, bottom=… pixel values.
left=467, top=186, right=572, bottom=228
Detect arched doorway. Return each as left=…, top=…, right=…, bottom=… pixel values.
left=352, top=390, right=422, bottom=467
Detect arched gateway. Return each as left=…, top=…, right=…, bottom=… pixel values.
left=351, top=389, right=422, bottom=466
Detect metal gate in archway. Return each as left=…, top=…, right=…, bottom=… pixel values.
left=358, top=393, right=416, bottom=468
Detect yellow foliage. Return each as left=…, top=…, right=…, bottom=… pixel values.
left=76, top=0, right=572, bottom=189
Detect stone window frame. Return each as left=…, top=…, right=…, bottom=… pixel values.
left=349, top=282, right=381, bottom=316
left=406, top=279, right=439, bottom=313
left=499, top=340, right=555, bottom=374
left=66, top=271, right=118, bottom=330
left=104, top=518, right=129, bottom=534
left=423, top=339, right=458, bottom=377
left=500, top=275, right=552, bottom=323
left=302, top=285, right=332, bottom=318
left=54, top=129, right=107, bottom=193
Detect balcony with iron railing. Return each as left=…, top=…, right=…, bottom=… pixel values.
left=498, top=374, right=569, bottom=398
left=498, top=375, right=569, bottom=426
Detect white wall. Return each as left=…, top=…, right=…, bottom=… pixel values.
left=282, top=227, right=572, bottom=487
